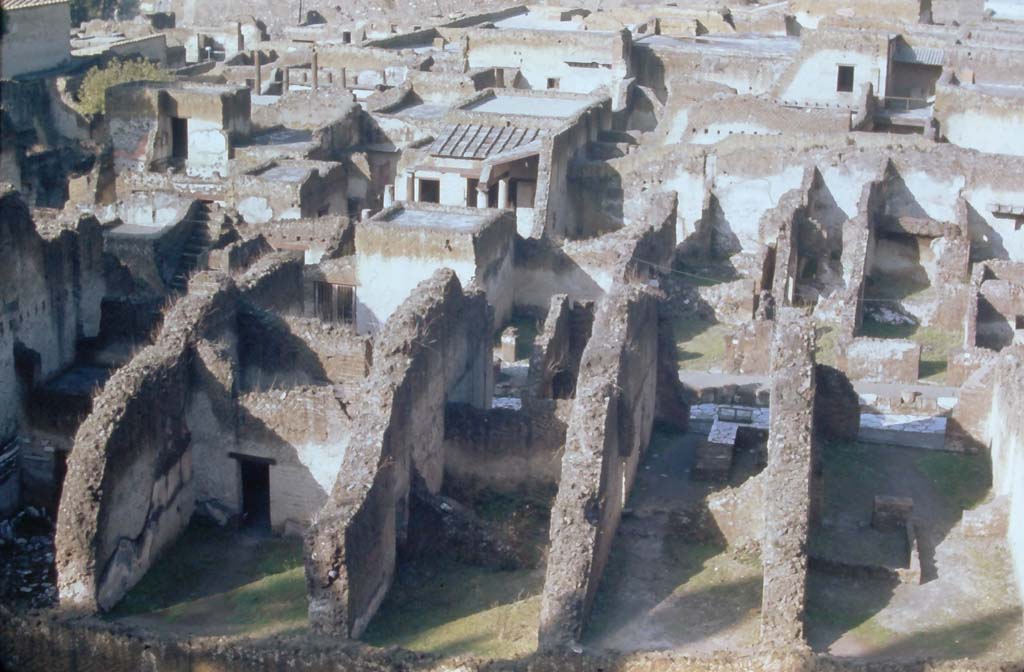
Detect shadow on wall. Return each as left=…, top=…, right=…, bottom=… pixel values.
left=237, top=307, right=330, bottom=391
left=512, top=236, right=606, bottom=310
left=706, top=194, right=743, bottom=260
left=965, top=201, right=1009, bottom=262
left=881, top=169, right=931, bottom=221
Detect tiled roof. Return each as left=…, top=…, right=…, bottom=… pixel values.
left=0, top=0, right=68, bottom=9
left=893, top=45, right=945, bottom=67
left=429, top=123, right=542, bottom=159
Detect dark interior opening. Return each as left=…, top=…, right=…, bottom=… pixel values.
left=314, top=281, right=356, bottom=324
left=551, top=369, right=575, bottom=399
left=467, top=178, right=480, bottom=207
left=418, top=178, right=440, bottom=203
left=836, top=65, right=855, bottom=93
left=171, top=117, right=189, bottom=159
left=13, top=341, right=41, bottom=393
left=240, top=459, right=271, bottom=532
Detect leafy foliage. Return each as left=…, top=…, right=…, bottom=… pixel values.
left=68, top=0, right=139, bottom=24
left=76, top=58, right=173, bottom=116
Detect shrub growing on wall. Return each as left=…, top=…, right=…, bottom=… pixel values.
left=77, top=58, right=173, bottom=117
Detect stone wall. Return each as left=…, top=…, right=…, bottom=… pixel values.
left=304, top=269, right=493, bottom=637
left=54, top=274, right=238, bottom=612
left=0, top=3, right=71, bottom=80
left=537, top=283, right=661, bottom=648
left=442, top=400, right=569, bottom=495
left=841, top=337, right=922, bottom=384
left=239, top=312, right=372, bottom=389
left=985, top=347, right=1024, bottom=617
left=0, top=192, right=105, bottom=444
left=760, top=308, right=817, bottom=647
left=527, top=294, right=594, bottom=399
left=2, top=603, right=1010, bottom=672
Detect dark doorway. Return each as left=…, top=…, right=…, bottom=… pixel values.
left=418, top=178, right=440, bottom=203
left=171, top=117, right=189, bottom=159
left=551, top=369, right=575, bottom=399
left=240, top=459, right=271, bottom=532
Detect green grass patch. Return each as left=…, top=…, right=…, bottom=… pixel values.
left=111, top=520, right=306, bottom=637
left=674, top=317, right=730, bottom=370
left=363, top=558, right=543, bottom=659
left=859, top=320, right=962, bottom=383
left=815, top=323, right=841, bottom=368
left=914, top=451, right=991, bottom=511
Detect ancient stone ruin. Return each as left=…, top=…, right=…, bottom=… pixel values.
left=1, top=0, right=1023, bottom=670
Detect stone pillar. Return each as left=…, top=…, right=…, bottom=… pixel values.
left=254, top=50, right=262, bottom=94
left=413, top=176, right=421, bottom=202
left=340, top=67, right=347, bottom=88
left=404, top=173, right=414, bottom=202
left=383, top=185, right=394, bottom=208
left=312, top=50, right=319, bottom=90
left=498, top=178, right=509, bottom=209
left=500, top=327, right=518, bottom=362
left=476, top=185, right=488, bottom=209
left=760, top=309, right=816, bottom=647
left=283, top=66, right=290, bottom=93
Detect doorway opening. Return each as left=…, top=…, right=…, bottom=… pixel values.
left=171, top=117, right=189, bottom=160
left=237, top=457, right=271, bottom=532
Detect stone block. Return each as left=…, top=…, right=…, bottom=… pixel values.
left=872, top=495, right=913, bottom=531
left=692, top=440, right=734, bottom=483
left=500, top=326, right=518, bottom=362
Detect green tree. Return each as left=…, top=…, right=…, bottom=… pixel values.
left=76, top=58, right=173, bottom=116
left=69, top=0, right=138, bottom=24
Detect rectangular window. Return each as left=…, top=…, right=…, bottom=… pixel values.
left=466, top=178, right=479, bottom=207
left=418, top=178, right=440, bottom=203
left=1016, top=316, right=1024, bottom=330
left=546, top=77, right=560, bottom=90
left=837, top=65, right=855, bottom=93
left=314, top=281, right=356, bottom=325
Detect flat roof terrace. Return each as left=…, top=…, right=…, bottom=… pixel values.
left=462, top=94, right=591, bottom=118
left=493, top=14, right=605, bottom=32
left=382, top=206, right=491, bottom=231
left=635, top=33, right=800, bottom=59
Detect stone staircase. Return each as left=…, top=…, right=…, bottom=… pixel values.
left=169, top=201, right=214, bottom=293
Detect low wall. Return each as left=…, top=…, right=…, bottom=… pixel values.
left=537, top=283, right=661, bottom=648
left=1, top=604, right=1012, bottom=672
left=304, top=269, right=493, bottom=637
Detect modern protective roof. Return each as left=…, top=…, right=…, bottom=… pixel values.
left=0, top=0, right=68, bottom=9
left=892, top=45, right=945, bottom=67
left=429, top=124, right=542, bottom=159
